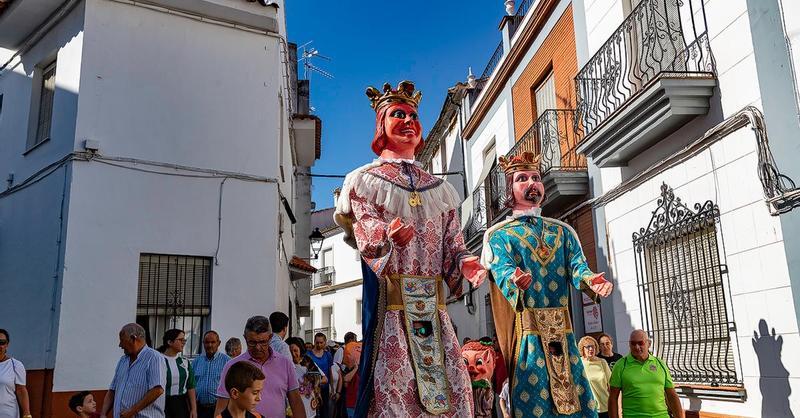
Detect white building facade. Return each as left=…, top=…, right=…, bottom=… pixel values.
left=573, top=0, right=800, bottom=415
left=0, top=0, right=320, bottom=415
left=304, top=205, right=364, bottom=343
left=423, top=0, right=800, bottom=415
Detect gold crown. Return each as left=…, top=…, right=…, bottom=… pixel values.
left=498, top=151, right=541, bottom=174
left=366, top=80, right=422, bottom=111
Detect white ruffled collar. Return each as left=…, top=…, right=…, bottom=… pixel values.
left=510, top=207, right=542, bottom=219
left=375, top=157, right=422, bottom=167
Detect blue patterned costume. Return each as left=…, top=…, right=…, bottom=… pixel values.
left=483, top=214, right=599, bottom=418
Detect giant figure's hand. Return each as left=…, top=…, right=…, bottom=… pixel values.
left=461, top=256, right=487, bottom=288
left=388, top=217, right=414, bottom=247
left=588, top=273, right=613, bottom=298
left=511, top=267, right=532, bottom=291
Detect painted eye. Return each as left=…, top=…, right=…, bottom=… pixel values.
left=476, top=358, right=483, bottom=365
left=391, top=110, right=406, bottom=119
left=410, top=112, right=419, bottom=120
left=463, top=358, right=468, bottom=365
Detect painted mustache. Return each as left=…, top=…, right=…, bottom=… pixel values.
left=524, top=185, right=542, bottom=202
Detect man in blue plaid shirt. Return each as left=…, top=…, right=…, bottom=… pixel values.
left=192, top=330, right=230, bottom=418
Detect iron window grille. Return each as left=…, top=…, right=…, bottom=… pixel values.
left=137, top=254, right=212, bottom=356
left=633, top=183, right=741, bottom=387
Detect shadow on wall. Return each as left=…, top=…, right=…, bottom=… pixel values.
left=752, top=319, right=794, bottom=418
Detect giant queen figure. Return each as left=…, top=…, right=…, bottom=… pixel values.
left=481, top=151, right=613, bottom=418
left=333, top=81, right=487, bottom=416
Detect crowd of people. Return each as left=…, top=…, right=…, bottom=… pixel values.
left=0, top=321, right=682, bottom=418
left=0, top=312, right=364, bottom=418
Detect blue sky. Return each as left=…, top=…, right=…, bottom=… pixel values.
left=286, top=1, right=506, bottom=208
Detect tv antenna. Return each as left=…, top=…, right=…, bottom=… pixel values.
left=299, top=41, right=334, bottom=80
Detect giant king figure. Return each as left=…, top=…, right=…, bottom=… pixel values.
left=481, top=151, right=613, bottom=418
left=333, top=81, right=487, bottom=417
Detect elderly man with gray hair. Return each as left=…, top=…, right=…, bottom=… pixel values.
left=101, top=323, right=166, bottom=418
left=609, top=330, right=684, bottom=418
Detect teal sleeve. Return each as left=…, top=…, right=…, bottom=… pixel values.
left=566, top=226, right=595, bottom=290
left=488, top=231, right=524, bottom=311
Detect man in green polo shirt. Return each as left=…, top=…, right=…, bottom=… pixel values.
left=608, top=330, right=684, bottom=418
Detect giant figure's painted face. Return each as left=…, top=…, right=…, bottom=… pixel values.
left=461, top=342, right=496, bottom=382
left=371, top=102, right=423, bottom=156
left=508, top=169, right=545, bottom=210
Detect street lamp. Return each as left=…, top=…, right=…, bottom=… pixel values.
left=309, top=227, right=325, bottom=259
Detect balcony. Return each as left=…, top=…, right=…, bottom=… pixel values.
left=507, top=0, right=537, bottom=39
left=464, top=186, right=489, bottom=248
left=313, top=266, right=335, bottom=288
left=575, top=0, right=716, bottom=167
left=505, top=109, right=589, bottom=214
left=468, top=42, right=504, bottom=107
left=487, top=164, right=510, bottom=224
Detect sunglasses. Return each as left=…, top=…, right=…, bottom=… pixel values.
left=0, top=340, right=7, bottom=346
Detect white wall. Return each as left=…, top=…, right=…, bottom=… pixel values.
left=0, top=0, right=296, bottom=391
left=307, top=228, right=363, bottom=342
left=0, top=2, right=86, bottom=370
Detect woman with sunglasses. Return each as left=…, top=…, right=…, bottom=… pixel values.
left=0, top=329, right=32, bottom=418
left=158, top=329, right=198, bottom=418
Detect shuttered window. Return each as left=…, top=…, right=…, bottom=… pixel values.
left=137, top=254, right=212, bottom=356
left=31, top=61, right=57, bottom=149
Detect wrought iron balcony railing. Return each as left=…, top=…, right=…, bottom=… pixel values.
left=481, top=41, right=504, bottom=79
left=313, top=266, right=335, bottom=288
left=464, top=186, right=489, bottom=242
left=507, top=109, right=587, bottom=175
left=487, top=164, right=509, bottom=223
left=508, top=0, right=536, bottom=39
left=468, top=77, right=489, bottom=108
left=575, top=0, right=715, bottom=140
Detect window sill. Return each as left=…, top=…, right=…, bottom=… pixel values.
left=675, top=384, right=747, bottom=402
left=23, top=137, right=50, bottom=156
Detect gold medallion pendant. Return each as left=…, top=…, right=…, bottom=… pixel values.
left=409, top=191, right=423, bottom=207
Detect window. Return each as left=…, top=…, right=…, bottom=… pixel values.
left=533, top=72, right=561, bottom=171
left=137, top=254, right=212, bottom=356
left=29, top=60, right=57, bottom=150
left=440, top=141, right=448, bottom=173
left=633, top=184, right=741, bottom=387
left=356, top=300, right=362, bottom=324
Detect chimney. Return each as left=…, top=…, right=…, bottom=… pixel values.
left=333, top=187, right=341, bottom=207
